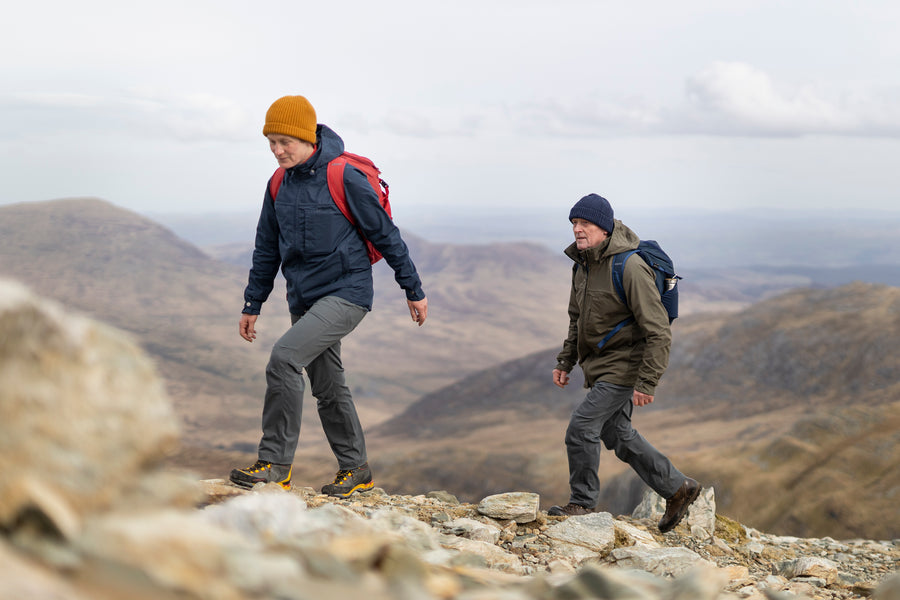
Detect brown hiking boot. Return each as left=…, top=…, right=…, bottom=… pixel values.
left=658, top=478, right=701, bottom=533
left=547, top=503, right=593, bottom=516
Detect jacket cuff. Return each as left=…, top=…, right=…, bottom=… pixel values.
left=405, top=287, right=426, bottom=302
left=635, top=380, right=657, bottom=396
left=242, top=299, right=262, bottom=315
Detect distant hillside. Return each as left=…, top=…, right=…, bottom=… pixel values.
left=156, top=206, right=900, bottom=271
left=366, top=283, right=900, bottom=540
left=371, top=346, right=584, bottom=439
left=661, top=282, right=900, bottom=409
left=204, top=233, right=900, bottom=317
left=341, top=234, right=575, bottom=400
left=0, top=198, right=283, bottom=447
left=377, top=282, right=899, bottom=433
left=200, top=231, right=581, bottom=406
left=0, top=199, right=572, bottom=453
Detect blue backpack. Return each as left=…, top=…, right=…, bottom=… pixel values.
left=598, top=240, right=680, bottom=350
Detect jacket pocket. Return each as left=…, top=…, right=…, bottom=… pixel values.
left=303, top=252, right=348, bottom=291
left=586, top=289, right=630, bottom=349
left=302, top=206, right=339, bottom=256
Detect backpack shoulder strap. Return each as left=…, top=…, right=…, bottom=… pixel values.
left=598, top=250, right=638, bottom=352
left=326, top=155, right=356, bottom=226
left=268, top=167, right=286, bottom=201
left=611, top=250, right=638, bottom=306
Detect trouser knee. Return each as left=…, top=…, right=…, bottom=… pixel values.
left=267, top=345, right=300, bottom=377
left=565, top=418, right=600, bottom=448
left=601, top=422, right=636, bottom=453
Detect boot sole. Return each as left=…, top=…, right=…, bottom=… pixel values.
left=547, top=505, right=592, bottom=517
left=229, top=471, right=255, bottom=489
left=229, top=472, right=291, bottom=491
left=327, top=481, right=374, bottom=498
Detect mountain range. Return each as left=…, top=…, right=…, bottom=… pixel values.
left=152, top=205, right=900, bottom=271
left=2, top=197, right=898, bottom=540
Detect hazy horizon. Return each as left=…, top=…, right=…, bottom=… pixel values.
left=136, top=200, right=900, bottom=274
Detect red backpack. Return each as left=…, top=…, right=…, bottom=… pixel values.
left=268, top=152, right=392, bottom=264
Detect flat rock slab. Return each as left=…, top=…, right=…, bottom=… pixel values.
left=476, top=492, right=540, bottom=523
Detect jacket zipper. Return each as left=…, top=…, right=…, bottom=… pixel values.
left=580, top=260, right=590, bottom=330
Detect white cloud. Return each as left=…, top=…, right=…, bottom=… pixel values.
left=680, top=62, right=854, bottom=136
left=0, top=90, right=255, bottom=143
left=8, top=93, right=106, bottom=109
left=677, top=62, right=900, bottom=137
left=337, top=106, right=487, bottom=140
left=511, top=96, right=663, bottom=138
left=4, top=61, right=900, bottom=149
left=493, top=62, right=900, bottom=139
left=132, top=91, right=255, bottom=142
left=382, top=109, right=447, bottom=138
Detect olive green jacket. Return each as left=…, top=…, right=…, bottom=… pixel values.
left=555, top=220, right=671, bottom=395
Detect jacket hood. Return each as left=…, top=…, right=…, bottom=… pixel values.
left=286, top=124, right=345, bottom=175
left=564, top=219, right=640, bottom=263
left=314, top=124, right=345, bottom=164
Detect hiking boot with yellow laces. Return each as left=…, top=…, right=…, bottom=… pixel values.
left=229, top=460, right=292, bottom=490
left=321, top=462, right=373, bottom=498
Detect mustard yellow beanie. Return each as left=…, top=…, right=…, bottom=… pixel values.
left=262, top=95, right=318, bottom=144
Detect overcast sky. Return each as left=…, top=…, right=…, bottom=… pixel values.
left=2, top=0, right=900, bottom=232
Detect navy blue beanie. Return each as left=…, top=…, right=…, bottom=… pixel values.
left=569, top=194, right=614, bottom=233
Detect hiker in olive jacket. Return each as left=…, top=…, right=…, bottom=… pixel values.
left=549, top=193, right=700, bottom=534
left=555, top=216, right=670, bottom=395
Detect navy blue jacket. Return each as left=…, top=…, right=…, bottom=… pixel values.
left=242, top=124, right=425, bottom=315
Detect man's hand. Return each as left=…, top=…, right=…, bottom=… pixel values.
left=407, top=297, right=428, bottom=326
left=553, top=369, right=570, bottom=389
left=632, top=390, right=654, bottom=406
left=239, top=313, right=258, bottom=342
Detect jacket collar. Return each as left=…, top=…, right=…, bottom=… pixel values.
left=564, top=238, right=611, bottom=266
left=285, top=124, right=346, bottom=177
left=564, top=219, right=640, bottom=264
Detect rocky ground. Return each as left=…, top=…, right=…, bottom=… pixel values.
left=199, top=479, right=900, bottom=600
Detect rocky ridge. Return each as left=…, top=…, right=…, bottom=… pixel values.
left=194, top=480, right=899, bottom=600
left=1, top=277, right=898, bottom=600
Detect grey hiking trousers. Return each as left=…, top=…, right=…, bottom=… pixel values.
left=257, top=295, right=368, bottom=468
left=565, top=381, right=686, bottom=508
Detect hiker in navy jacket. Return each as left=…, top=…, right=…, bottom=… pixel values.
left=231, top=95, right=428, bottom=496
